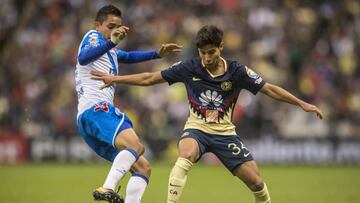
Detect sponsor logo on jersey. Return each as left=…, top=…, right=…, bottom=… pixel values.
left=243, top=152, right=250, bottom=157
left=89, top=33, right=99, bottom=47
left=255, top=78, right=263, bottom=84
left=245, top=66, right=260, bottom=79
left=199, top=90, right=223, bottom=107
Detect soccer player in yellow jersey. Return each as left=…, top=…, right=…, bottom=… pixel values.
left=91, top=25, right=324, bottom=203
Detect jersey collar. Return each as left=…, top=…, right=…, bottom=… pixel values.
left=202, top=57, right=228, bottom=78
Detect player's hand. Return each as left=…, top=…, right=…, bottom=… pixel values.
left=111, top=26, right=129, bottom=44
left=157, top=43, right=183, bottom=58
left=91, top=70, right=115, bottom=89
left=300, top=102, right=324, bottom=119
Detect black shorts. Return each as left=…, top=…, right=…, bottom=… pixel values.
left=180, top=129, right=254, bottom=173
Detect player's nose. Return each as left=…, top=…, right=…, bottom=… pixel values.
left=204, top=55, right=211, bottom=62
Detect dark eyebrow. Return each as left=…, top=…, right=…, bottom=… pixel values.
left=200, top=48, right=216, bottom=53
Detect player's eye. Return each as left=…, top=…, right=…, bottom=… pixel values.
left=107, top=24, right=116, bottom=29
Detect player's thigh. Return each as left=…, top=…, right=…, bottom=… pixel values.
left=131, top=156, right=151, bottom=177
left=233, top=160, right=263, bottom=191
left=178, top=137, right=201, bottom=163
left=114, top=128, right=144, bottom=154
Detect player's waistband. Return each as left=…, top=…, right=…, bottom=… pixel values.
left=183, top=123, right=237, bottom=136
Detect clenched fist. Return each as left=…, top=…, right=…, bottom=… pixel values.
left=111, top=26, right=129, bottom=44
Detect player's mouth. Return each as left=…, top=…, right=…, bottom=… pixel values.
left=204, top=62, right=213, bottom=66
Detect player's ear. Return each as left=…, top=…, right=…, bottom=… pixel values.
left=95, top=21, right=101, bottom=30
left=219, top=41, right=224, bottom=51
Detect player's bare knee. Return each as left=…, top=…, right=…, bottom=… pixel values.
left=143, top=161, right=151, bottom=177
left=136, top=160, right=151, bottom=177
left=179, top=152, right=197, bottom=163
left=131, top=142, right=145, bottom=155
left=249, top=180, right=264, bottom=192
left=138, top=143, right=145, bottom=155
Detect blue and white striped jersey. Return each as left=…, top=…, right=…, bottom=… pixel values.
left=75, top=30, right=159, bottom=118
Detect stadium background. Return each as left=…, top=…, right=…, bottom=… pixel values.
left=0, top=0, right=360, bottom=203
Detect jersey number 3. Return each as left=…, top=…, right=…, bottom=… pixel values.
left=228, top=142, right=250, bottom=157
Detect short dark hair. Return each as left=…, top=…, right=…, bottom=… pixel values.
left=95, top=5, right=122, bottom=24
left=195, top=25, right=223, bottom=48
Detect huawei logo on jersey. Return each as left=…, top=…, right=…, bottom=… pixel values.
left=199, top=90, right=223, bottom=107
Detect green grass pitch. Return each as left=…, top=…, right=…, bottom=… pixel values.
left=0, top=163, right=359, bottom=203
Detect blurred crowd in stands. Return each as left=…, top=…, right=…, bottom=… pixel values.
left=0, top=0, right=359, bottom=155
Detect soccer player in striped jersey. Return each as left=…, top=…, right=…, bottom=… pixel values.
left=91, top=25, right=323, bottom=203
left=75, top=5, right=182, bottom=203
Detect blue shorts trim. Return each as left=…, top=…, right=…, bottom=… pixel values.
left=112, top=112, right=125, bottom=148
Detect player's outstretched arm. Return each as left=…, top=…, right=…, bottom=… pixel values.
left=91, top=70, right=166, bottom=89
left=260, top=83, right=323, bottom=119
left=117, top=43, right=183, bottom=64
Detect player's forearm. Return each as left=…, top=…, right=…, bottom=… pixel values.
left=265, top=84, right=304, bottom=107
left=113, top=72, right=157, bottom=86
left=117, top=50, right=159, bottom=64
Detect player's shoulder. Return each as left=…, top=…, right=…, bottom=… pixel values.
left=80, top=30, right=106, bottom=48
left=81, top=30, right=94, bottom=39
left=188, top=57, right=202, bottom=67
left=82, top=30, right=104, bottom=42
left=225, top=59, right=247, bottom=73
left=170, top=57, right=200, bottom=70
left=83, top=30, right=100, bottom=37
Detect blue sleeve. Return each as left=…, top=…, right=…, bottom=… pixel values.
left=160, top=61, right=187, bottom=85
left=117, top=50, right=160, bottom=63
left=238, top=65, right=266, bottom=95
left=78, top=32, right=116, bottom=65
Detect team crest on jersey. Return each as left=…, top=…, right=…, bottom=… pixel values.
left=245, top=66, right=260, bottom=79
left=94, top=102, right=109, bottom=112
left=221, top=81, right=232, bottom=91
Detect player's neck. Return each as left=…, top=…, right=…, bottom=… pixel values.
left=203, top=57, right=226, bottom=78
